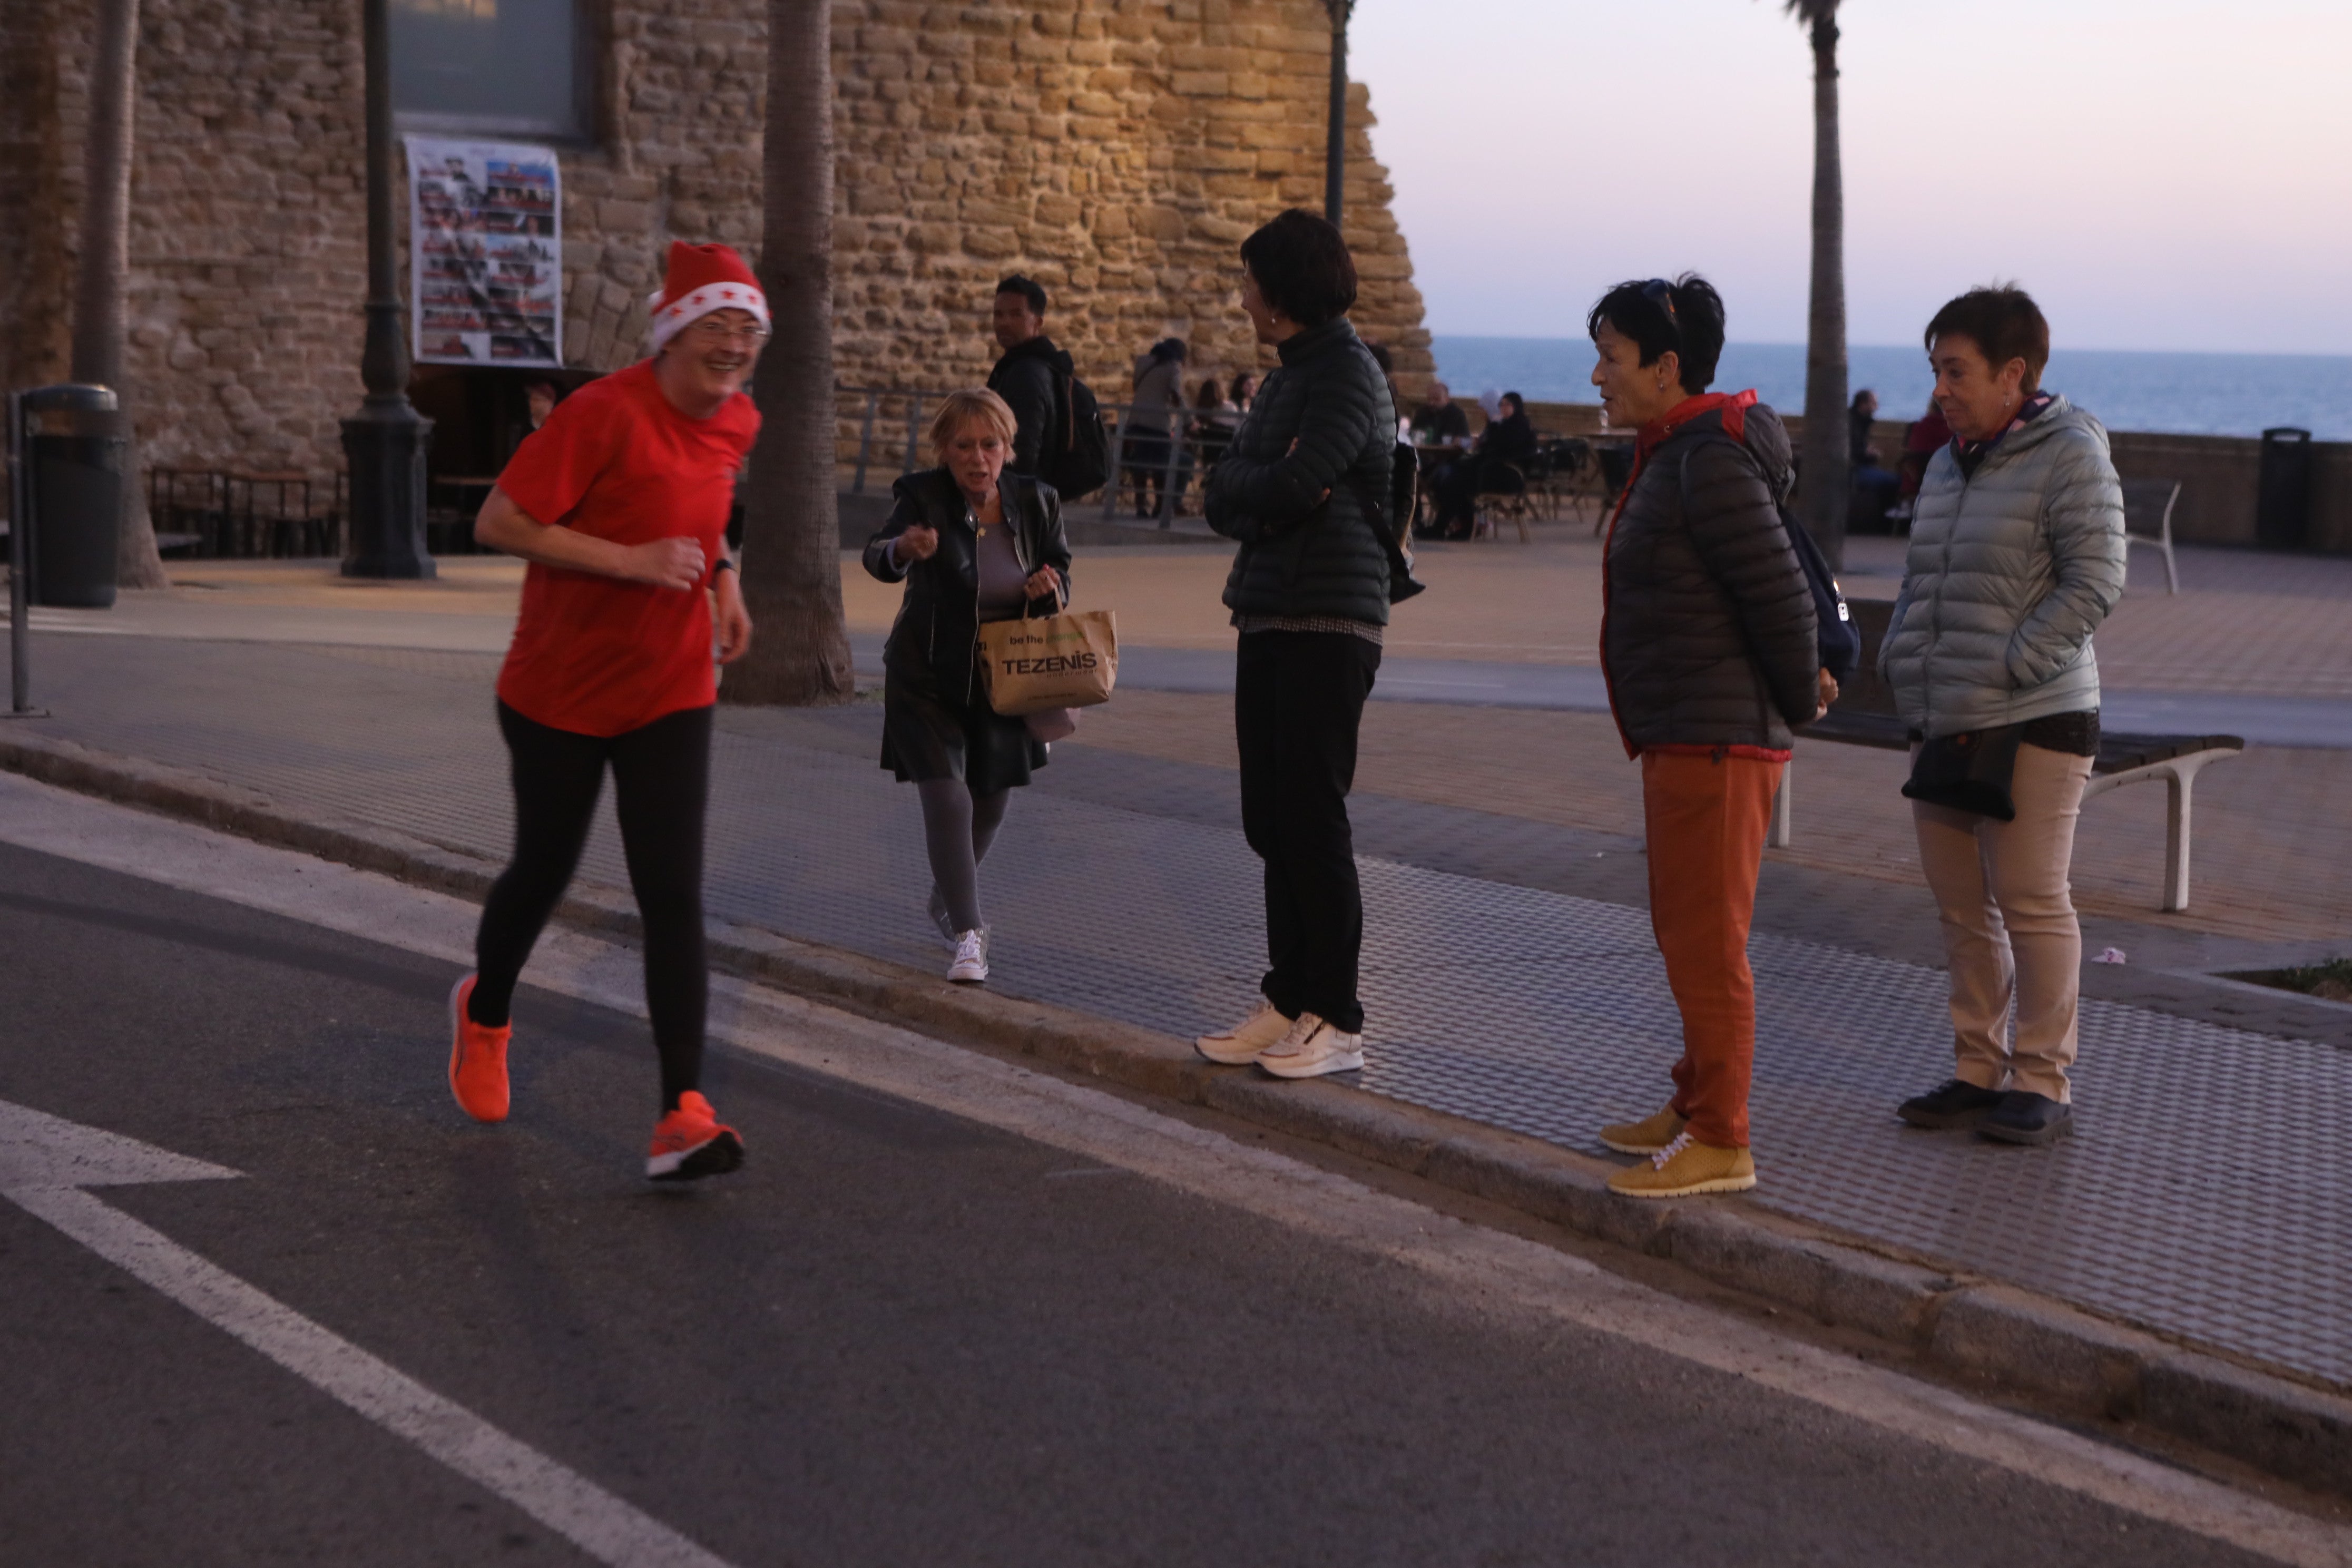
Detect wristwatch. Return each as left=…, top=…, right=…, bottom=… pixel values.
left=712, top=557, right=738, bottom=576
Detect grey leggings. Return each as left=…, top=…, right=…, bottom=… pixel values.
left=918, top=778, right=1011, bottom=933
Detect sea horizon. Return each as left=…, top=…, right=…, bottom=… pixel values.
left=1430, top=336, right=2352, bottom=442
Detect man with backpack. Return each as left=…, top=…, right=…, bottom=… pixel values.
left=985, top=276, right=1107, bottom=498
left=1584, top=275, right=1825, bottom=1201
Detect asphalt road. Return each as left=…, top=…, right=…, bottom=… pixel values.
left=0, top=821, right=2310, bottom=1567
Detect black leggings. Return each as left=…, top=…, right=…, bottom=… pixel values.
left=470, top=701, right=712, bottom=1112
left=919, top=778, right=1011, bottom=933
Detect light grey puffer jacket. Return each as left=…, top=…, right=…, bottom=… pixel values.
left=1879, top=397, right=2126, bottom=737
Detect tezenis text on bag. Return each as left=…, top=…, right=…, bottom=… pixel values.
left=998, top=651, right=1101, bottom=677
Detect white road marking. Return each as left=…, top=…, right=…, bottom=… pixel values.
left=3, top=770, right=2348, bottom=1567
left=0, top=1097, right=736, bottom=1568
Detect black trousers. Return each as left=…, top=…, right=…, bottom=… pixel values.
left=472, top=701, right=712, bottom=1112
left=1433, top=459, right=1496, bottom=534
left=1235, top=631, right=1380, bottom=1034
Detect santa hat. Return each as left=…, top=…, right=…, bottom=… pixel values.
left=645, top=241, right=769, bottom=355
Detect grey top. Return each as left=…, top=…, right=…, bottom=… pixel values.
left=1128, top=353, right=1184, bottom=437
left=973, top=511, right=1030, bottom=621
left=1879, top=396, right=2126, bottom=737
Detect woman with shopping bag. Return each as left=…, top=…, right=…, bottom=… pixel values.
left=864, top=388, right=1075, bottom=985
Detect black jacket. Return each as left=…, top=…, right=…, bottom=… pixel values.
left=1476, top=409, right=1537, bottom=483
left=863, top=468, right=1073, bottom=702
left=1602, top=398, right=1819, bottom=754
left=1204, top=317, right=1395, bottom=625
left=986, top=336, right=1071, bottom=477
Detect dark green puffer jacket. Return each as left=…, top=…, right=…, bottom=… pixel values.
left=1204, top=317, right=1394, bottom=625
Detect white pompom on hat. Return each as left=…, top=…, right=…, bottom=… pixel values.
left=645, top=241, right=769, bottom=356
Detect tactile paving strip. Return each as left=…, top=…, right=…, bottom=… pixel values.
left=24, top=634, right=2352, bottom=1389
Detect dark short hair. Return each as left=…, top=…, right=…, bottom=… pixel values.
left=1924, top=285, right=2049, bottom=391
left=1500, top=391, right=1523, bottom=414
left=1239, top=209, right=1358, bottom=328
left=1850, top=388, right=1875, bottom=410
left=1586, top=273, right=1727, bottom=394
left=995, top=274, right=1047, bottom=317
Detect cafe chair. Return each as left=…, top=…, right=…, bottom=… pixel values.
left=1472, top=464, right=1535, bottom=544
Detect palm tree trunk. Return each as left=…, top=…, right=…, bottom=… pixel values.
left=724, top=0, right=854, bottom=707
left=1794, top=12, right=1848, bottom=572
left=70, top=0, right=167, bottom=591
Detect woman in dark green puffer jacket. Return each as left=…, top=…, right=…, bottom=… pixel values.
left=1193, top=209, right=1399, bottom=1085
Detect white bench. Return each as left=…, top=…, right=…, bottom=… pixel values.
left=1770, top=717, right=2245, bottom=913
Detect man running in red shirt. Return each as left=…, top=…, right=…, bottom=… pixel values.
left=447, top=241, right=764, bottom=1181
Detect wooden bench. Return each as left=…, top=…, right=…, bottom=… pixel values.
left=1771, top=600, right=2243, bottom=913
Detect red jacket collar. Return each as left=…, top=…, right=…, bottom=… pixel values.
left=1635, top=388, right=1758, bottom=459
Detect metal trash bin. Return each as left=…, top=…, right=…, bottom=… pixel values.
left=2256, top=426, right=2311, bottom=552
left=17, top=384, right=125, bottom=608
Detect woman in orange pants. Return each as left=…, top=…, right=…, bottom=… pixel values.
left=1584, top=275, right=1825, bottom=1199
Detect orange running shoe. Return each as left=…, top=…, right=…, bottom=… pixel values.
left=646, top=1092, right=743, bottom=1182
left=446, top=974, right=512, bottom=1124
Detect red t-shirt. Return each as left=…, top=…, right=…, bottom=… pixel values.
left=493, top=360, right=759, bottom=737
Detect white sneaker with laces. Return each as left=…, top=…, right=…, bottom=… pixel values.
left=947, top=928, right=989, bottom=985
left=1195, top=1001, right=1293, bottom=1064
left=1255, top=1011, right=1365, bottom=1079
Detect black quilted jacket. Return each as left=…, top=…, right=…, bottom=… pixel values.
left=1204, top=317, right=1394, bottom=625
left=1602, top=398, right=1820, bottom=754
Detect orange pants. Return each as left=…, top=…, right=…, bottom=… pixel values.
left=1642, top=749, right=1783, bottom=1149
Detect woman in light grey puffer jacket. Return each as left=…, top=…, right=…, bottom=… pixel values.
left=1882, top=287, right=2125, bottom=1149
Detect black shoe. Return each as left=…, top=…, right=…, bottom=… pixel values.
left=1897, top=1077, right=2006, bottom=1129
left=1978, top=1091, right=2073, bottom=1147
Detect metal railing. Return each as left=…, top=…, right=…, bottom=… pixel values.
left=838, top=384, right=1222, bottom=527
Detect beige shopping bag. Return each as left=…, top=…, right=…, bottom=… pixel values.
left=978, top=607, right=1119, bottom=716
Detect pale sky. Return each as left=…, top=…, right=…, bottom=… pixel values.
left=1351, top=0, right=2352, bottom=354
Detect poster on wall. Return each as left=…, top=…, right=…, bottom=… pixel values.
left=403, top=135, right=562, bottom=368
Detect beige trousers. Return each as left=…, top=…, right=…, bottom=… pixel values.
left=1910, top=741, right=2094, bottom=1102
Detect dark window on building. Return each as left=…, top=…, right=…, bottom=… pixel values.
left=390, top=0, right=593, bottom=142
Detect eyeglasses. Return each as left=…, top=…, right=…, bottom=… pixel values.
left=684, top=319, right=769, bottom=347
left=1639, top=278, right=1680, bottom=333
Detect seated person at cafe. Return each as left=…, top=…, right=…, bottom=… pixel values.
left=1409, top=381, right=1472, bottom=448
left=1428, top=390, right=1536, bottom=540
left=1848, top=386, right=1902, bottom=533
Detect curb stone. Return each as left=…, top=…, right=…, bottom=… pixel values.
left=3, top=726, right=2347, bottom=1500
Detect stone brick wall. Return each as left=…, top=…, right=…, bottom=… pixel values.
left=1, top=0, right=1430, bottom=508
left=822, top=1, right=1430, bottom=409
left=0, top=0, right=376, bottom=486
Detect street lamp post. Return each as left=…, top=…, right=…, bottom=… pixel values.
left=1322, top=0, right=1353, bottom=228
left=341, top=0, right=434, bottom=579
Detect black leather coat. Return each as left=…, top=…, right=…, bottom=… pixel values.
left=863, top=468, right=1073, bottom=703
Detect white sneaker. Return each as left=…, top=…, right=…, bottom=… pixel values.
left=1255, top=1011, right=1365, bottom=1079
left=1195, top=1001, right=1293, bottom=1064
left=947, top=928, right=989, bottom=984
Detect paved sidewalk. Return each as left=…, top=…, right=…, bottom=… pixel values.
left=8, top=628, right=2350, bottom=1399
